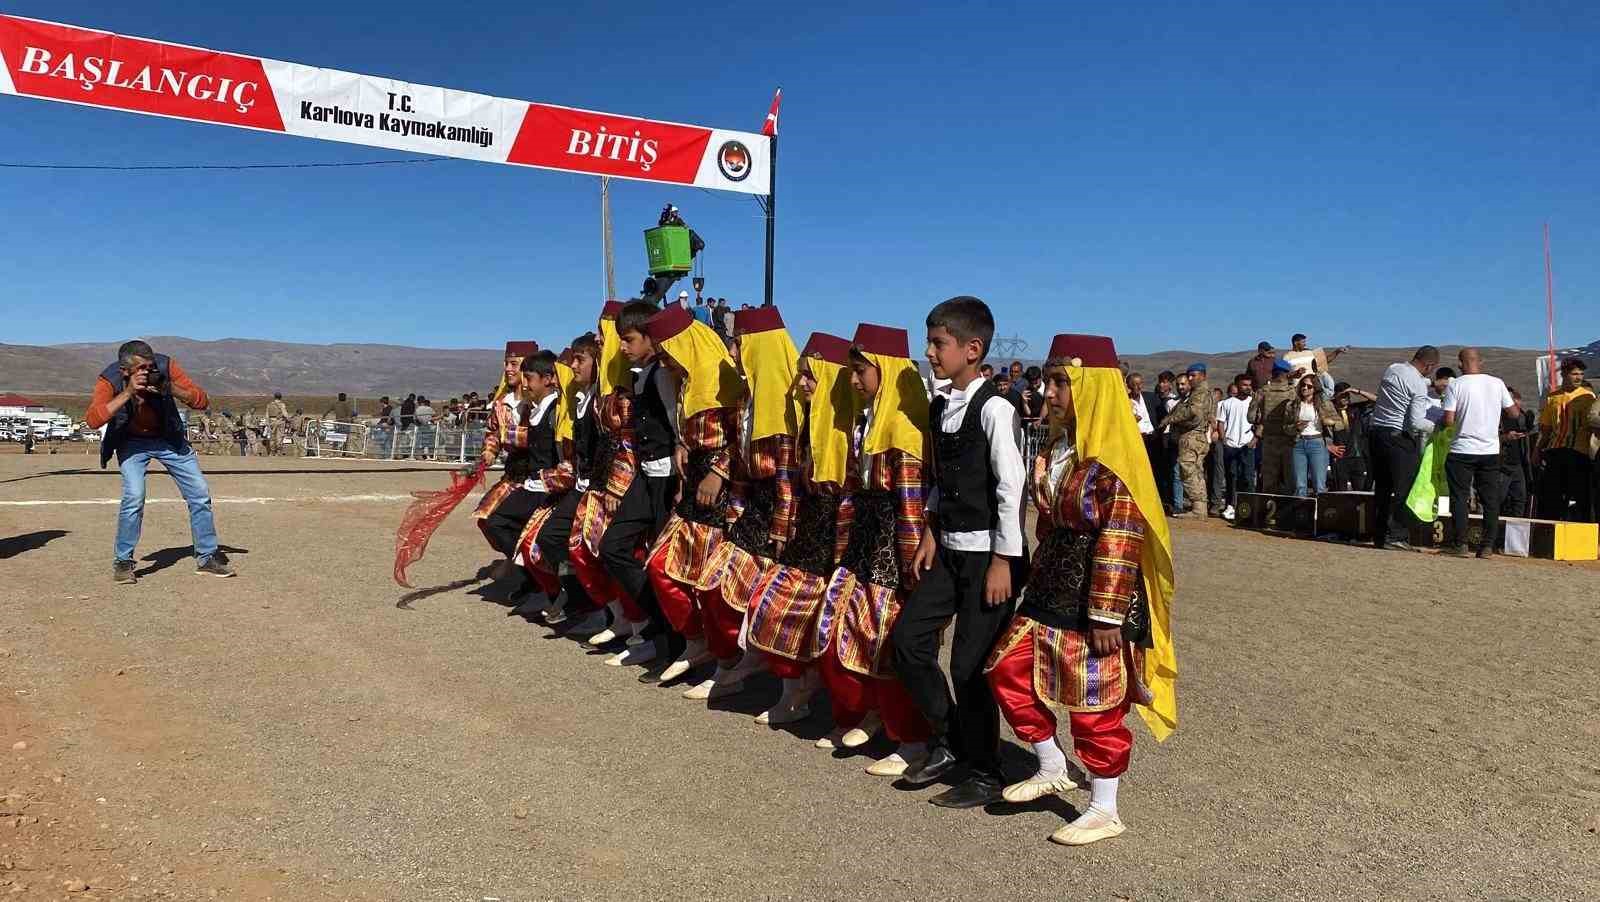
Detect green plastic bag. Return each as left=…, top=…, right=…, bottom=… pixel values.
left=1405, top=427, right=1454, bottom=523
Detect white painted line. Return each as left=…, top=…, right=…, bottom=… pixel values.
left=0, top=493, right=427, bottom=507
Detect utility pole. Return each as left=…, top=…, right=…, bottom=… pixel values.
left=601, top=176, right=616, bottom=300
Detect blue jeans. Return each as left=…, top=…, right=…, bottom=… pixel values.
left=116, top=437, right=219, bottom=564
left=1224, top=444, right=1257, bottom=507
left=1171, top=457, right=1184, bottom=509
left=1292, top=437, right=1330, bottom=497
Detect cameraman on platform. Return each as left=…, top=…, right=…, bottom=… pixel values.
left=85, top=340, right=237, bottom=584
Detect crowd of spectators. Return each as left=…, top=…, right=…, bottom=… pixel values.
left=1124, top=335, right=1600, bottom=554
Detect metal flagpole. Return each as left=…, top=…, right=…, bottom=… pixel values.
left=763, top=134, right=777, bottom=307
left=601, top=176, right=616, bottom=300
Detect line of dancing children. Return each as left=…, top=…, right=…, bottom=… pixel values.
left=466, top=297, right=1177, bottom=847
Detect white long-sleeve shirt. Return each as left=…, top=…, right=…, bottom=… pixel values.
left=925, top=377, right=1026, bottom=558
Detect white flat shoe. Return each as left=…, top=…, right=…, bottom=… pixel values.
left=604, top=642, right=657, bottom=667
left=841, top=711, right=882, bottom=749
left=756, top=701, right=810, bottom=726
left=1002, top=770, right=1079, bottom=804
left=659, top=642, right=713, bottom=683
left=587, top=626, right=622, bottom=646
left=1049, top=807, right=1125, bottom=846
left=865, top=752, right=912, bottom=777
left=815, top=727, right=847, bottom=750
left=682, top=678, right=716, bottom=700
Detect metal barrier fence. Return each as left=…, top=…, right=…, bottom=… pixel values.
left=301, top=410, right=492, bottom=463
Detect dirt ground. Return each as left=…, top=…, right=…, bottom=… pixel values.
left=1, top=455, right=1596, bottom=901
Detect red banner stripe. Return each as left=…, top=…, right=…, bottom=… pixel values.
left=507, top=103, right=709, bottom=184
left=0, top=16, right=284, bottom=131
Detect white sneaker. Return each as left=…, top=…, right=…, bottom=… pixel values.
left=1222, top=505, right=1236, bottom=521
left=681, top=678, right=716, bottom=700
left=815, top=727, right=848, bottom=750
left=841, top=711, right=882, bottom=748
left=1002, top=769, right=1079, bottom=804
left=1049, top=806, right=1126, bottom=846
left=604, top=640, right=657, bottom=667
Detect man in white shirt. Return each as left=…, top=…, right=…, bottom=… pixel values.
left=1441, top=348, right=1520, bottom=558
left=1217, top=375, right=1257, bottom=517
left=894, top=297, right=1026, bottom=808
left=1368, top=345, right=1441, bottom=550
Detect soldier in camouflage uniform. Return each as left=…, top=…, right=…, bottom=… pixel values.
left=1249, top=358, right=1297, bottom=494
left=196, top=411, right=216, bottom=454
left=1162, top=362, right=1216, bottom=517
left=265, top=392, right=291, bottom=456
left=214, top=411, right=238, bottom=456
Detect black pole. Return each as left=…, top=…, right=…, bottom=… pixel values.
left=763, top=133, right=777, bottom=307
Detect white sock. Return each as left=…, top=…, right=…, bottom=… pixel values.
left=896, top=741, right=927, bottom=761
left=1088, top=776, right=1119, bottom=817
left=1032, top=739, right=1068, bottom=777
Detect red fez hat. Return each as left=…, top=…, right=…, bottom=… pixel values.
left=645, top=304, right=694, bottom=343
left=851, top=323, right=909, bottom=358
left=600, top=300, right=625, bottom=319
left=504, top=341, right=538, bottom=358
left=557, top=347, right=574, bottom=367
left=734, top=306, right=786, bottom=337
left=801, top=332, right=852, bottom=366
left=1046, top=334, right=1118, bottom=368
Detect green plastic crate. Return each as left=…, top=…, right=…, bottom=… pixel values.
left=644, top=225, right=693, bottom=275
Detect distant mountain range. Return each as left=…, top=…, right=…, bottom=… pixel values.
left=0, top=336, right=1552, bottom=400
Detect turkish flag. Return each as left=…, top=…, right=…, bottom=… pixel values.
left=761, top=88, right=781, bottom=137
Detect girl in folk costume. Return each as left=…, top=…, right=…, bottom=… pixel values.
left=566, top=302, right=655, bottom=647
left=815, top=324, right=933, bottom=776
left=641, top=304, right=746, bottom=689
left=984, top=333, right=1178, bottom=847
left=667, top=307, right=805, bottom=698
left=512, top=338, right=601, bottom=622
left=470, top=341, right=539, bottom=563
left=745, top=332, right=861, bottom=726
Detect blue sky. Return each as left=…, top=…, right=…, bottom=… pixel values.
left=2, top=1, right=1596, bottom=355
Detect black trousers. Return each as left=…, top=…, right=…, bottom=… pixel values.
left=1499, top=464, right=1529, bottom=517
left=1536, top=448, right=1594, bottom=522
left=600, top=473, right=678, bottom=635
left=1146, top=434, right=1172, bottom=508
left=1369, top=427, right=1422, bottom=546
left=1330, top=457, right=1370, bottom=492
left=890, top=546, right=1017, bottom=779
left=535, top=490, right=583, bottom=567
left=484, top=488, right=544, bottom=558
left=1445, top=453, right=1503, bottom=550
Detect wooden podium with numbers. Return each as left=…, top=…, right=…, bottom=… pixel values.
left=1233, top=492, right=1317, bottom=537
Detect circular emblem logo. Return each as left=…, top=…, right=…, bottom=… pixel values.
left=717, top=140, right=751, bottom=182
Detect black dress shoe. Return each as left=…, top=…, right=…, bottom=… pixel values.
left=929, top=775, right=1004, bottom=809
left=900, top=746, right=959, bottom=787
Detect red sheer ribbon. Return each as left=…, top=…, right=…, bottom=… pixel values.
left=393, top=463, right=485, bottom=587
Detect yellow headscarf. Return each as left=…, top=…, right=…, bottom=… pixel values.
left=1049, top=344, right=1177, bottom=741
left=657, top=318, right=745, bottom=421
left=553, top=360, right=576, bottom=443
left=597, top=303, right=630, bottom=397
left=805, top=355, right=861, bottom=486
left=737, top=311, right=803, bottom=443
left=860, top=350, right=929, bottom=460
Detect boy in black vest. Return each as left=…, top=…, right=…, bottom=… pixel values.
left=595, top=301, right=685, bottom=667
left=482, top=351, right=563, bottom=602
left=892, top=296, right=1027, bottom=808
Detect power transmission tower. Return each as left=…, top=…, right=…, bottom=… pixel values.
left=991, top=334, right=1030, bottom=360
left=600, top=177, right=616, bottom=300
